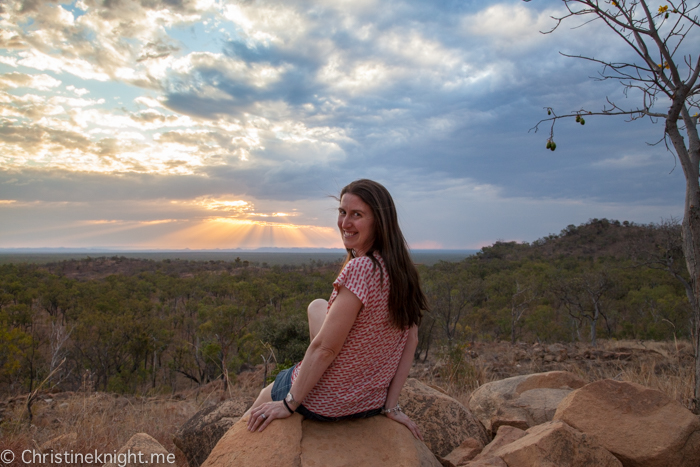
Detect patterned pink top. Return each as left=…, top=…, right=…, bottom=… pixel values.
left=291, top=252, right=409, bottom=417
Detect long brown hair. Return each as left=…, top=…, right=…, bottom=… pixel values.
left=339, top=179, right=428, bottom=329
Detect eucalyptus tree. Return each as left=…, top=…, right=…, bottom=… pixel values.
left=525, top=0, right=700, bottom=411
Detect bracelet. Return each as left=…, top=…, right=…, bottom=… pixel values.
left=282, top=399, right=295, bottom=414
left=382, top=404, right=402, bottom=415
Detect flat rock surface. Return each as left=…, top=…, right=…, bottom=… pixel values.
left=202, top=413, right=304, bottom=467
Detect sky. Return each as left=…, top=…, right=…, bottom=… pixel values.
left=0, top=0, right=691, bottom=250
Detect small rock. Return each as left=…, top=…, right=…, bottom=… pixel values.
left=103, top=433, right=172, bottom=467
left=474, top=426, right=526, bottom=461
left=441, top=438, right=484, bottom=467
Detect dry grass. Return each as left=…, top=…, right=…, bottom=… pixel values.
left=0, top=373, right=264, bottom=467
left=415, top=339, right=696, bottom=410
left=0, top=341, right=696, bottom=466
left=596, top=339, right=695, bottom=407
left=1, top=393, right=197, bottom=466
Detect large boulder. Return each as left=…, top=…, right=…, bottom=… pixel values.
left=467, top=420, right=621, bottom=467
left=468, top=371, right=585, bottom=434
left=400, top=378, right=490, bottom=458
left=103, top=433, right=172, bottom=467
left=173, top=397, right=253, bottom=467
left=201, top=413, right=441, bottom=467
left=553, top=379, right=700, bottom=467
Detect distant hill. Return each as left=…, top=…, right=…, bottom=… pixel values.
left=475, top=218, right=672, bottom=263
left=0, top=248, right=477, bottom=267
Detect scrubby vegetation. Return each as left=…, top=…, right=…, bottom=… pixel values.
left=0, top=218, right=693, bottom=402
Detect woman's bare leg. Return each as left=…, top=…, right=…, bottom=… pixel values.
left=244, top=383, right=273, bottom=417
left=308, top=299, right=328, bottom=342
left=244, top=299, right=325, bottom=417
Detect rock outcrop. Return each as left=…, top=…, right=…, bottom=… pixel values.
left=400, top=378, right=490, bottom=457
left=553, top=379, right=700, bottom=467
left=201, top=413, right=441, bottom=467
left=467, top=371, right=584, bottom=434
left=189, top=371, right=700, bottom=467
left=103, top=433, right=171, bottom=467
left=173, top=397, right=253, bottom=467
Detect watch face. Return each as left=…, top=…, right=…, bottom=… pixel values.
left=285, top=392, right=294, bottom=403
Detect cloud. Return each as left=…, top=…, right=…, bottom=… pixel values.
left=0, top=0, right=688, bottom=249
left=0, top=72, right=61, bottom=90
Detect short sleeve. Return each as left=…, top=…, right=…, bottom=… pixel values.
left=332, top=257, right=373, bottom=306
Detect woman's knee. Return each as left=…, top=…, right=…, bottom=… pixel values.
left=308, top=298, right=328, bottom=315
left=308, top=299, right=328, bottom=341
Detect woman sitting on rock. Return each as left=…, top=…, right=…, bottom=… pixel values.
left=246, top=179, right=427, bottom=440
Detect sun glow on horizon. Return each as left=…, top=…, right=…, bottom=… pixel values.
left=151, top=217, right=342, bottom=249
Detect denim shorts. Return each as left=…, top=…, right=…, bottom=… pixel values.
left=270, top=366, right=383, bottom=422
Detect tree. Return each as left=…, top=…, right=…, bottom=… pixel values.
left=554, top=268, right=614, bottom=346
left=423, top=264, right=482, bottom=348
left=525, top=0, right=700, bottom=412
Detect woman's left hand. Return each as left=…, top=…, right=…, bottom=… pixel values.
left=385, top=411, right=424, bottom=441
left=246, top=401, right=294, bottom=432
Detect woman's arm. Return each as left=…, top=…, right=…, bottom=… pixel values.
left=247, top=286, right=362, bottom=432
left=384, top=324, right=418, bottom=409
left=384, top=324, right=423, bottom=440
left=288, top=286, right=362, bottom=405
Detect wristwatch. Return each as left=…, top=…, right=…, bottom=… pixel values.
left=285, top=392, right=297, bottom=406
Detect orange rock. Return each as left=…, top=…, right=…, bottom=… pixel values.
left=201, top=413, right=441, bottom=467
left=202, top=414, right=303, bottom=467
left=473, top=425, right=526, bottom=461
left=554, top=379, right=700, bottom=467
left=440, top=437, right=484, bottom=467
left=301, top=416, right=440, bottom=467
left=486, top=421, right=622, bottom=467
left=462, top=458, right=507, bottom=467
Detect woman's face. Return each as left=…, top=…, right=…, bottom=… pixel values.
left=338, top=193, right=375, bottom=257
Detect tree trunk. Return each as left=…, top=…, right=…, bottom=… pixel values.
left=670, top=98, right=700, bottom=412
left=682, top=204, right=700, bottom=412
